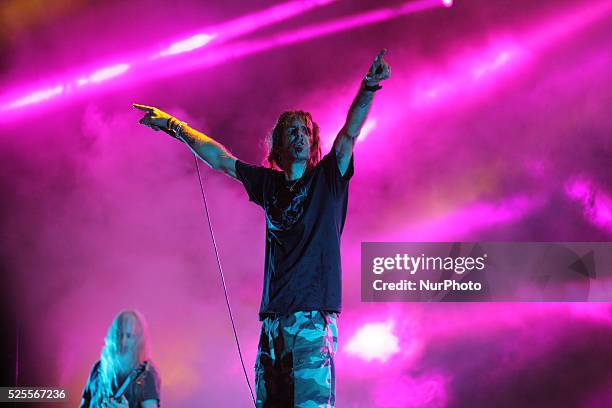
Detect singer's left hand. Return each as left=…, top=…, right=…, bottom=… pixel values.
left=364, top=49, right=391, bottom=86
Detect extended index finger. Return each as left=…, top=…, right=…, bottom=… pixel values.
left=375, top=49, right=387, bottom=61
left=132, top=103, right=154, bottom=112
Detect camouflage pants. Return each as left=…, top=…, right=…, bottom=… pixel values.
left=255, top=310, right=338, bottom=408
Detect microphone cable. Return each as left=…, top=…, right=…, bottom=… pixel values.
left=191, top=155, right=257, bottom=407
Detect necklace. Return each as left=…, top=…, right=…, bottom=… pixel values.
left=288, top=178, right=300, bottom=192
left=286, top=166, right=309, bottom=192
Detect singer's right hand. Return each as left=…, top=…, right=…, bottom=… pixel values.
left=133, top=103, right=172, bottom=132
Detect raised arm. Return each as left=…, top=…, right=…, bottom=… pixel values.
left=133, top=104, right=238, bottom=179
left=333, top=49, right=391, bottom=176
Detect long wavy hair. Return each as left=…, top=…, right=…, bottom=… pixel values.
left=265, top=110, right=322, bottom=171
left=91, top=310, right=150, bottom=407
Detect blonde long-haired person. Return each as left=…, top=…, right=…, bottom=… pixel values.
left=80, top=310, right=161, bottom=407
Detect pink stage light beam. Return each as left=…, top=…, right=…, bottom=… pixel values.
left=159, top=34, right=217, bottom=57
left=2, top=0, right=609, bottom=120
left=219, top=0, right=446, bottom=56
left=154, top=0, right=337, bottom=59
left=8, top=85, right=64, bottom=108
left=0, top=0, right=338, bottom=117
left=151, top=0, right=452, bottom=102
left=88, top=64, right=131, bottom=83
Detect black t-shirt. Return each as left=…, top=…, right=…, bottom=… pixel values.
left=81, top=360, right=161, bottom=407
left=235, top=149, right=353, bottom=319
